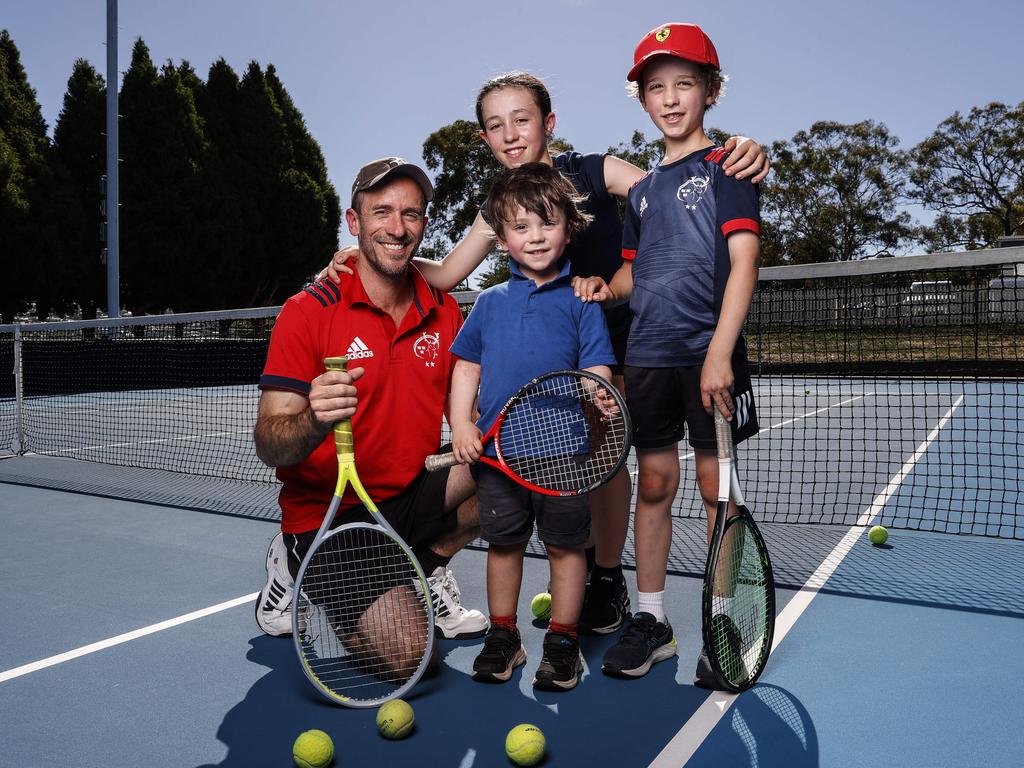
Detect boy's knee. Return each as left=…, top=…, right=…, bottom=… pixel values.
left=637, top=471, right=677, bottom=504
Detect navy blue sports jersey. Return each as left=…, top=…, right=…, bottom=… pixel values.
left=622, top=146, right=760, bottom=367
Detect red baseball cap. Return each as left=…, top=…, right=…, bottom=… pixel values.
left=627, top=23, right=720, bottom=82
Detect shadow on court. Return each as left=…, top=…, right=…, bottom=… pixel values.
left=687, top=684, right=819, bottom=768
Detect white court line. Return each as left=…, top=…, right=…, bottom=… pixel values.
left=648, top=394, right=965, bottom=768
left=676, top=392, right=874, bottom=462
left=0, top=592, right=258, bottom=684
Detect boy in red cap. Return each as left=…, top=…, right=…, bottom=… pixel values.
left=574, top=23, right=761, bottom=687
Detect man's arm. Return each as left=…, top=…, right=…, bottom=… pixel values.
left=253, top=367, right=364, bottom=467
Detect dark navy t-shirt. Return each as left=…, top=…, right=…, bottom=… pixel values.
left=622, top=146, right=760, bottom=367
left=553, top=151, right=632, bottom=335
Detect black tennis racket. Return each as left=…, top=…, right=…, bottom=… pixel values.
left=701, top=407, right=775, bottom=692
left=292, top=357, right=434, bottom=708
left=425, top=369, right=630, bottom=497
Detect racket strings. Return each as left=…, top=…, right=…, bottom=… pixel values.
left=295, top=527, right=430, bottom=702
left=500, top=374, right=628, bottom=493
left=710, top=519, right=772, bottom=685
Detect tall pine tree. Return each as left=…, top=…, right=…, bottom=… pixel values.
left=0, top=30, right=50, bottom=322
left=119, top=39, right=207, bottom=314
left=51, top=59, right=106, bottom=318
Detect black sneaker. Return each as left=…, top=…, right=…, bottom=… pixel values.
left=579, top=573, right=630, bottom=634
left=472, top=628, right=527, bottom=683
left=694, top=645, right=717, bottom=689
left=695, top=614, right=749, bottom=689
left=601, top=612, right=677, bottom=678
left=533, top=632, right=584, bottom=691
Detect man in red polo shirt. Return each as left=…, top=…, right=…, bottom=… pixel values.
left=253, top=157, right=487, bottom=641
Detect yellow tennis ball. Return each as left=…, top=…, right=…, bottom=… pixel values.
left=868, top=525, right=889, bottom=545
left=376, top=698, right=415, bottom=740
left=530, top=592, right=552, bottom=620
left=506, top=724, right=546, bottom=766
left=293, top=729, right=333, bottom=768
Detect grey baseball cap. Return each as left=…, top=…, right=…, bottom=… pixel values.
left=351, top=157, right=434, bottom=203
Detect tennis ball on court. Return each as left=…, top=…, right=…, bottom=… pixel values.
left=868, top=525, right=889, bottom=545
left=506, top=723, right=546, bottom=766
left=293, top=729, right=333, bottom=768
left=530, top=592, right=552, bottom=620
left=376, top=698, right=415, bottom=739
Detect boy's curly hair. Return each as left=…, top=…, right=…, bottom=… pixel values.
left=483, top=163, right=593, bottom=241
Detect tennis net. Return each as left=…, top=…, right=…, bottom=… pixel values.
left=1, top=247, right=1021, bottom=538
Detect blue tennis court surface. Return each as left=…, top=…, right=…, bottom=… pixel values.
left=2, top=479, right=1022, bottom=767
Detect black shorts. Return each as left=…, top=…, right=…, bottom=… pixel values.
left=624, top=349, right=759, bottom=451
left=472, top=463, right=590, bottom=548
left=283, top=463, right=457, bottom=581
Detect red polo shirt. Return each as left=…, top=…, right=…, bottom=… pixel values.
left=259, top=267, right=463, bottom=533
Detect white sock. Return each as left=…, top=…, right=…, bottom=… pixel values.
left=637, top=590, right=665, bottom=623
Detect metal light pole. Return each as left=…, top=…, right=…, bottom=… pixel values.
left=105, top=0, right=120, bottom=318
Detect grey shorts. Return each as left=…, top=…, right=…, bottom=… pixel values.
left=472, top=463, right=590, bottom=548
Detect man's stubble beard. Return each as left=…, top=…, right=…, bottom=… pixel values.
left=357, top=229, right=420, bottom=283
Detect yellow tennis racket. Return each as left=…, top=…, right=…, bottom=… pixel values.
left=292, top=356, right=434, bottom=707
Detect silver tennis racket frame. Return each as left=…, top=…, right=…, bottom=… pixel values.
left=292, top=493, right=435, bottom=708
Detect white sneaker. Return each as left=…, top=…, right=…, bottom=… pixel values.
left=428, top=566, right=489, bottom=639
left=255, top=532, right=294, bottom=637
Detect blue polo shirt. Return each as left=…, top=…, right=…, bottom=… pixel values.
left=622, top=146, right=760, bottom=367
left=449, top=259, right=615, bottom=454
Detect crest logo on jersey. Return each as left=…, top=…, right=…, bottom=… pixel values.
left=639, top=196, right=648, bottom=217
left=656, top=27, right=671, bottom=42
left=677, top=175, right=710, bottom=211
left=413, top=332, right=440, bottom=367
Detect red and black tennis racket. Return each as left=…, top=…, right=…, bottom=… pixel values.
left=425, top=369, right=631, bottom=497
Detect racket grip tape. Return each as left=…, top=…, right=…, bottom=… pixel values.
left=324, top=357, right=354, bottom=456
left=713, top=408, right=734, bottom=460
left=424, top=451, right=460, bottom=472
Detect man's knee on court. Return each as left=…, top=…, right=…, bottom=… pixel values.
left=352, top=585, right=429, bottom=680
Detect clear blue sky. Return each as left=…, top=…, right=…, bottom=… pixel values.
left=6, top=0, right=1023, bottom=226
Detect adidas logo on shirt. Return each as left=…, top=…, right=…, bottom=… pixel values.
left=346, top=336, right=375, bottom=360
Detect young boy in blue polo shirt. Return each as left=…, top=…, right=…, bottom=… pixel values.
left=449, top=162, right=615, bottom=691
left=575, top=23, right=761, bottom=686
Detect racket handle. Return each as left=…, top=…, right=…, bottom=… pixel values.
left=424, top=451, right=460, bottom=472
left=324, top=357, right=353, bottom=456
left=713, top=408, right=734, bottom=459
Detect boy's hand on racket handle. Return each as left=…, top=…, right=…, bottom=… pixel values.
left=308, top=366, right=365, bottom=431
left=316, top=245, right=359, bottom=283
left=700, top=351, right=735, bottom=419
left=450, top=420, right=483, bottom=465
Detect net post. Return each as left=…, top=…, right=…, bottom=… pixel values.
left=12, top=324, right=24, bottom=454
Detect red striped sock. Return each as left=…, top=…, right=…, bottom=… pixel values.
left=491, top=614, right=518, bottom=634
left=548, top=620, right=577, bottom=639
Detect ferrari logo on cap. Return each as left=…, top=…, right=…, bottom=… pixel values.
left=655, top=27, right=671, bottom=42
